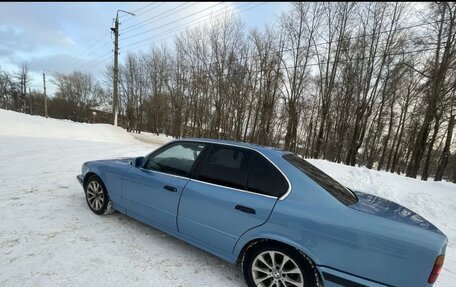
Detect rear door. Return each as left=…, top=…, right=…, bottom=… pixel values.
left=177, top=144, right=289, bottom=254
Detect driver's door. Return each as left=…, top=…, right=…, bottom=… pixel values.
left=121, top=142, right=206, bottom=233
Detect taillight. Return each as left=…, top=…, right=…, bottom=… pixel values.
left=428, top=255, right=445, bottom=284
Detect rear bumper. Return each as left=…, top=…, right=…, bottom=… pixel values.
left=76, top=174, right=83, bottom=186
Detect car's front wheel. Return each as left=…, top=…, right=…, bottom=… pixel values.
left=242, top=243, right=317, bottom=287
left=85, top=175, right=113, bottom=215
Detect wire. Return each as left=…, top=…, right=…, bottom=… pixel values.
left=123, top=13, right=451, bottom=65
left=137, top=46, right=441, bottom=82
left=122, top=3, right=199, bottom=36
left=121, top=2, right=224, bottom=41
left=119, top=2, right=156, bottom=19
left=121, top=2, right=192, bottom=33
left=53, top=4, right=451, bottom=79
left=48, top=31, right=110, bottom=72
left=78, top=53, right=112, bottom=72
left=120, top=2, right=257, bottom=51
left=75, top=3, right=255, bottom=74
left=122, top=3, right=165, bottom=23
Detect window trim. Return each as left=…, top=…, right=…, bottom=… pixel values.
left=282, top=153, right=358, bottom=205
left=142, top=141, right=207, bottom=178
left=194, top=143, right=252, bottom=190
left=189, top=178, right=278, bottom=199
left=181, top=140, right=292, bottom=200
left=245, top=151, right=289, bottom=198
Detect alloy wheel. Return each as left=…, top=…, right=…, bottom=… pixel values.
left=86, top=181, right=105, bottom=211
left=251, top=250, right=304, bottom=287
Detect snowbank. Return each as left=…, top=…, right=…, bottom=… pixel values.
left=129, top=131, right=174, bottom=145
left=0, top=109, right=136, bottom=143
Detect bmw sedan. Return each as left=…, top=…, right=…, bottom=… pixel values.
left=77, top=138, right=447, bottom=287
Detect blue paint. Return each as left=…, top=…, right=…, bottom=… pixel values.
left=77, top=139, right=448, bottom=287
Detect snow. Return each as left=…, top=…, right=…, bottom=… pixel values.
left=0, top=108, right=136, bottom=143
left=0, top=108, right=454, bottom=286
left=129, top=131, right=175, bottom=145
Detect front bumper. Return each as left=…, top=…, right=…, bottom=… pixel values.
left=76, top=174, right=83, bottom=186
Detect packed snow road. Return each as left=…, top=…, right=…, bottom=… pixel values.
left=1, top=136, right=454, bottom=287
left=0, top=136, right=243, bottom=287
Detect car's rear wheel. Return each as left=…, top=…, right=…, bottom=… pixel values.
left=85, top=175, right=113, bottom=215
left=242, top=243, right=317, bottom=287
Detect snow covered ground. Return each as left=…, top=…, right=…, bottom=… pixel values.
left=0, top=109, right=136, bottom=143
left=0, top=109, right=454, bottom=286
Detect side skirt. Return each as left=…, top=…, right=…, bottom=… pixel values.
left=318, top=266, right=392, bottom=287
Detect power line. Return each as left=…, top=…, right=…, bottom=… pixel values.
left=121, top=2, right=224, bottom=41
left=119, top=2, right=156, bottom=19
left=53, top=4, right=451, bottom=79
left=74, top=3, right=259, bottom=73
left=48, top=31, right=110, bottom=72
left=120, top=2, right=258, bottom=51
left=50, top=2, right=250, bottom=74
left=122, top=13, right=451, bottom=65
left=81, top=26, right=440, bottom=78
left=143, top=46, right=442, bottom=82
left=78, top=3, right=252, bottom=73
left=53, top=39, right=112, bottom=73
left=122, top=3, right=165, bottom=23
left=121, top=2, right=193, bottom=33
left=122, top=3, right=199, bottom=36
left=180, top=35, right=438, bottom=75
left=77, top=53, right=112, bottom=72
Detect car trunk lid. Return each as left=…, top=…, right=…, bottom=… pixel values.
left=350, top=190, right=444, bottom=235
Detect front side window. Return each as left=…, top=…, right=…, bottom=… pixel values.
left=196, top=145, right=251, bottom=190
left=247, top=153, right=288, bottom=197
left=283, top=154, right=357, bottom=205
left=144, top=142, right=206, bottom=177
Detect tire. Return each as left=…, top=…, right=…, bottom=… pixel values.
left=84, top=175, right=113, bottom=215
left=242, top=243, right=317, bottom=287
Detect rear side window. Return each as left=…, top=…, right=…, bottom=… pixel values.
left=196, top=145, right=251, bottom=190
left=247, top=153, right=288, bottom=197
left=283, top=154, right=357, bottom=205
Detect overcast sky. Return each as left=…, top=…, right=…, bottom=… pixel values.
left=0, top=2, right=290, bottom=93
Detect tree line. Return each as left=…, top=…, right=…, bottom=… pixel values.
left=1, top=2, right=455, bottom=182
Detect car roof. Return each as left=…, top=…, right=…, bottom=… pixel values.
left=176, top=137, right=291, bottom=156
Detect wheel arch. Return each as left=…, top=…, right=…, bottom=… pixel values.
left=235, top=234, right=320, bottom=266
left=236, top=236, right=324, bottom=285
left=83, top=172, right=98, bottom=188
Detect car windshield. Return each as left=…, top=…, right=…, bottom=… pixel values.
left=283, top=154, right=358, bottom=205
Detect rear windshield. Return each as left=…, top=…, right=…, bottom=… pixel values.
left=283, top=154, right=357, bottom=205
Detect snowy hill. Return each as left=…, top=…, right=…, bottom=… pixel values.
left=0, top=108, right=136, bottom=143
left=0, top=109, right=454, bottom=286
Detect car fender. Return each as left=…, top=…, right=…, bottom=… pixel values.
left=84, top=161, right=131, bottom=205
left=233, top=227, right=321, bottom=266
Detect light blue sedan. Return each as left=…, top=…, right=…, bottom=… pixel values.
left=77, top=139, right=447, bottom=287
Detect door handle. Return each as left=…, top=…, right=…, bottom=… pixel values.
left=235, top=205, right=256, bottom=214
left=163, top=185, right=177, bottom=192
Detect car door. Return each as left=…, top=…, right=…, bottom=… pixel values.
left=122, top=141, right=206, bottom=233
left=177, top=144, right=289, bottom=255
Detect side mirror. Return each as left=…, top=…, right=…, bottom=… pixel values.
left=134, top=156, right=144, bottom=168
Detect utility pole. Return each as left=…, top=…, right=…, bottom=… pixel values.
left=28, top=87, right=32, bottom=115
left=111, top=9, right=135, bottom=127
left=43, top=72, right=48, bottom=118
